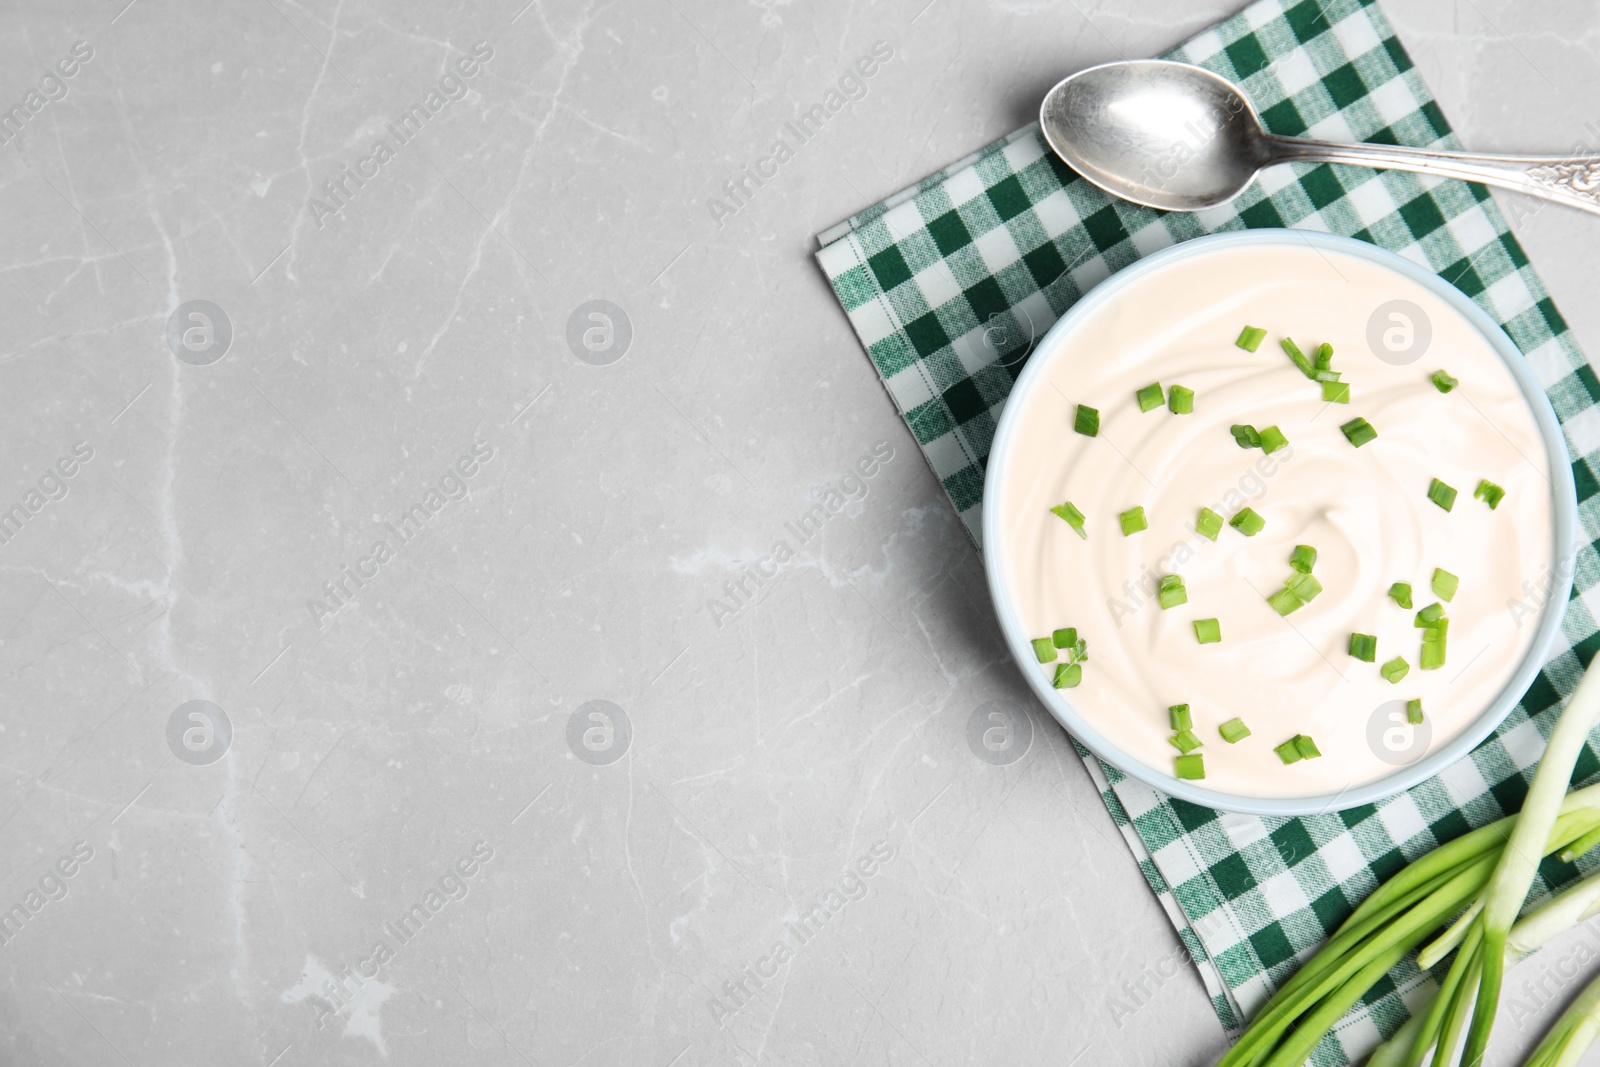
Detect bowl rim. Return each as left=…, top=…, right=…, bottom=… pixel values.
left=980, top=229, right=1578, bottom=817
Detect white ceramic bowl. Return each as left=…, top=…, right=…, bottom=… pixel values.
left=981, top=230, right=1577, bottom=816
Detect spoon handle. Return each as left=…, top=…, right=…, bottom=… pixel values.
left=1263, top=136, right=1600, bottom=215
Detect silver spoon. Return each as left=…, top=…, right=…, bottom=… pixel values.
left=1040, top=59, right=1600, bottom=215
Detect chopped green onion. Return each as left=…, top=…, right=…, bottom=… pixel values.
left=1052, top=662, right=1082, bottom=689
left=1427, top=477, right=1458, bottom=512
left=1193, top=618, right=1221, bottom=644
left=1314, top=343, right=1333, bottom=371
left=1169, top=729, right=1203, bottom=754
left=1119, top=506, right=1148, bottom=536
left=1229, top=507, right=1265, bottom=536
left=1219, top=717, right=1251, bottom=744
left=1136, top=383, right=1164, bottom=412
left=1267, top=588, right=1302, bottom=616
left=1157, top=574, right=1188, bottom=610
left=1314, top=369, right=1341, bottom=383
left=1280, top=337, right=1316, bottom=378
left=1031, top=638, right=1056, bottom=663
left=1284, top=573, right=1322, bottom=604
left=1049, top=502, right=1088, bottom=539
left=1415, top=603, right=1445, bottom=626
left=1169, top=704, right=1193, bottom=731
left=1388, top=582, right=1413, bottom=609
left=1230, top=424, right=1261, bottom=449
left=1174, top=753, right=1205, bottom=780
left=1259, top=425, right=1289, bottom=454
left=1407, top=698, right=1424, bottom=725
left=1074, top=404, right=1099, bottom=437
left=1475, top=479, right=1506, bottom=510
left=1349, top=633, right=1377, bottom=662
left=1420, top=621, right=1448, bottom=670
left=1432, top=567, right=1459, bottom=602
left=1275, top=738, right=1304, bottom=765
left=1052, top=627, right=1078, bottom=649
left=1195, top=507, right=1224, bottom=541
left=1236, top=325, right=1267, bottom=352
left=1381, top=656, right=1410, bottom=684
left=1290, top=545, right=1317, bottom=574
left=1168, top=385, right=1195, bottom=414
left=1432, top=369, right=1459, bottom=393
left=1340, top=417, right=1378, bottom=447
left=1295, top=734, right=1322, bottom=760
left=1069, top=637, right=1089, bottom=663
left=1321, top=381, right=1351, bottom=404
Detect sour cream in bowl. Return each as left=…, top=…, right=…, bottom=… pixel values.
left=982, top=231, right=1575, bottom=816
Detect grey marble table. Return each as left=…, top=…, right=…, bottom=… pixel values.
left=2, top=1, right=1598, bottom=1064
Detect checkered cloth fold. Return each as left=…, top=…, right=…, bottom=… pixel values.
left=815, top=0, right=1600, bottom=1060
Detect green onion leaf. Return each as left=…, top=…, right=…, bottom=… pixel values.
left=1388, top=582, right=1413, bottom=609
left=1407, top=698, right=1424, bottom=725
left=1031, top=638, right=1056, bottom=663
left=1432, top=369, right=1459, bottom=393
left=1049, top=502, right=1088, bottom=539
left=1193, top=618, right=1221, bottom=644
left=1230, top=424, right=1261, bottom=449
left=1284, top=573, right=1322, bottom=603
left=1052, top=627, right=1078, bottom=649
left=1219, top=717, right=1251, bottom=744
left=1157, top=574, right=1188, bottom=610
left=1274, top=738, right=1303, bottom=765
left=1321, top=381, right=1351, bottom=404
left=1196, top=507, right=1224, bottom=541
left=1168, top=385, right=1195, bottom=414
left=1229, top=507, right=1266, bottom=536
left=1290, top=545, right=1317, bottom=574
left=1259, top=425, right=1289, bottom=454
left=1415, top=603, right=1445, bottom=626
left=1280, top=337, right=1316, bottom=378
left=1136, top=383, right=1164, bottom=412
left=1074, top=404, right=1100, bottom=437
left=1267, top=588, right=1302, bottom=616
left=1174, top=753, right=1205, bottom=780
left=1119, top=506, right=1148, bottom=536
left=1432, top=567, right=1459, bottom=602
left=1314, top=343, right=1334, bottom=371
left=1340, top=417, right=1378, bottom=447
left=1475, top=479, right=1506, bottom=510
left=1169, top=704, right=1193, bottom=731
left=1169, top=729, right=1202, bottom=754
left=1236, top=326, right=1267, bottom=352
left=1349, top=633, right=1377, bottom=662
left=1052, top=662, right=1082, bottom=689
left=1427, top=477, right=1458, bottom=512
left=1070, top=637, right=1089, bottom=663
left=1381, top=656, right=1410, bottom=684
left=1294, top=734, right=1322, bottom=760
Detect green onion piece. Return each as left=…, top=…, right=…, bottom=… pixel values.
left=1340, top=417, right=1378, bottom=447
left=1420, top=634, right=1447, bottom=670
left=1314, top=369, right=1341, bottom=383
left=1174, top=753, right=1205, bottom=780
left=1432, top=567, right=1459, bottom=602
left=1236, top=325, right=1267, bottom=352
left=1427, top=477, right=1458, bottom=512
left=1119, top=506, right=1148, bottom=536
left=1348, top=633, right=1377, bottom=662
left=1290, top=545, right=1317, bottom=574
left=1157, top=574, right=1188, bottom=610
left=1052, top=662, right=1082, bottom=689
left=1388, top=582, right=1413, bottom=609
left=1136, top=383, right=1164, bottom=412
left=1052, top=627, right=1078, bottom=649
left=1229, top=507, right=1266, bottom=536
left=1415, top=602, right=1445, bottom=626
left=1070, top=637, right=1089, bottom=663
left=1074, top=404, right=1100, bottom=437
left=1267, top=588, right=1302, bottom=616
left=1475, top=479, right=1506, bottom=510
left=1193, top=618, right=1221, bottom=644
left=1169, top=704, right=1193, bottom=731
left=1422, top=618, right=1449, bottom=642
left=1432, top=369, right=1459, bottom=393
left=1259, top=425, right=1289, bottom=454
left=1230, top=424, right=1261, bottom=449
left=1284, top=573, right=1322, bottom=603
left=1195, top=507, right=1224, bottom=541
left=1168, top=385, right=1195, bottom=415
left=1031, top=638, right=1056, bottom=663
left=1381, top=656, right=1410, bottom=684
left=1274, top=738, right=1303, bottom=765
left=1294, top=734, right=1322, bottom=760
left=1049, top=502, right=1088, bottom=539
left=1219, top=717, right=1251, bottom=744
left=1314, top=343, right=1333, bottom=371
left=1321, top=381, right=1351, bottom=404
left=1280, top=337, right=1316, bottom=378
left=1170, top=729, right=1202, bottom=754
left=1407, top=698, right=1424, bottom=725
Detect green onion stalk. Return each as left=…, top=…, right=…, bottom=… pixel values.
left=1217, top=660, right=1600, bottom=1067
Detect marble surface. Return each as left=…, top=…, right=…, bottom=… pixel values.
left=3, top=1, right=1600, bottom=1064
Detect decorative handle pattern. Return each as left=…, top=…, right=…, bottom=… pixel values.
left=1525, top=161, right=1600, bottom=206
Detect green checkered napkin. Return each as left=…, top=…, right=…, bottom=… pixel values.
left=816, top=0, right=1600, bottom=1060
